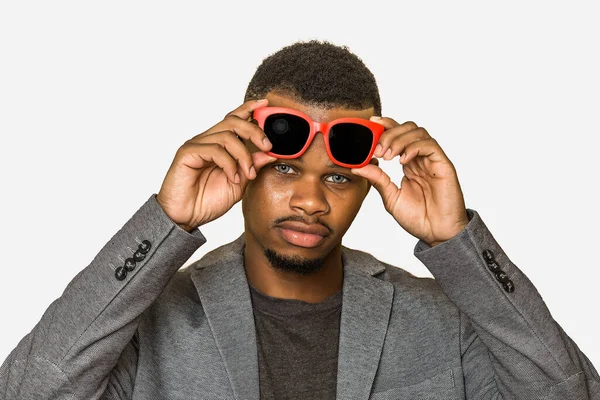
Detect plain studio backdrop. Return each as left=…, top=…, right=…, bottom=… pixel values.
left=1, top=1, right=598, bottom=370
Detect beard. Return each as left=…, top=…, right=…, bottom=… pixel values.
left=264, top=247, right=325, bottom=276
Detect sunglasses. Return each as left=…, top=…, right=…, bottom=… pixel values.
left=252, top=106, right=385, bottom=169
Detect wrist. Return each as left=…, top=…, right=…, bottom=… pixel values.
left=426, top=220, right=470, bottom=248
left=156, top=194, right=196, bottom=233
left=177, top=223, right=195, bottom=233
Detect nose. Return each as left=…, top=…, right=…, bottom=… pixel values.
left=289, top=177, right=330, bottom=217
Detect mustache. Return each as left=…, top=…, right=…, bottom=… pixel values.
left=273, top=215, right=333, bottom=234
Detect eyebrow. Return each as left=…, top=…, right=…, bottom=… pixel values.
left=295, top=158, right=348, bottom=170
left=327, top=162, right=346, bottom=169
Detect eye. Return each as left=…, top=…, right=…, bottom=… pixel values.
left=325, top=174, right=350, bottom=184
left=273, top=164, right=295, bottom=174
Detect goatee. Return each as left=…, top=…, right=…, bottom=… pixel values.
left=264, top=248, right=325, bottom=276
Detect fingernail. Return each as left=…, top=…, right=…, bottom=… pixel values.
left=250, top=166, right=256, bottom=178
left=256, top=98, right=267, bottom=103
left=370, top=116, right=382, bottom=121
left=262, top=136, right=272, bottom=148
left=375, top=144, right=383, bottom=156
left=384, top=148, right=392, bottom=159
left=234, top=173, right=240, bottom=183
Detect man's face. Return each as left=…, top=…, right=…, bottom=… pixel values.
left=242, top=92, right=376, bottom=274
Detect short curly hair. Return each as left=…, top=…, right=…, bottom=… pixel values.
left=244, top=40, right=381, bottom=115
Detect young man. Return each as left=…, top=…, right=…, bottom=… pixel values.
left=1, top=41, right=598, bottom=399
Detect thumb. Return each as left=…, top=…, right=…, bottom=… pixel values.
left=351, top=164, right=399, bottom=206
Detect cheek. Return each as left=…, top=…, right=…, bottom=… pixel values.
left=330, top=190, right=366, bottom=225
left=265, top=186, right=290, bottom=207
left=243, top=177, right=291, bottom=219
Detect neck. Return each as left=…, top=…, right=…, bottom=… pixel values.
left=243, top=232, right=344, bottom=304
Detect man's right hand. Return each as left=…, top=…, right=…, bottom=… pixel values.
left=156, top=99, right=277, bottom=232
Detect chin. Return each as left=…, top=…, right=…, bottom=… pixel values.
left=264, top=246, right=326, bottom=276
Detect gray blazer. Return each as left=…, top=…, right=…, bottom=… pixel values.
left=1, top=194, right=599, bottom=399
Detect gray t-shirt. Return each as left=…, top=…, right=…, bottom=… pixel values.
left=248, top=282, right=343, bottom=400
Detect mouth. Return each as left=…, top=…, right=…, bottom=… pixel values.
left=275, top=222, right=330, bottom=248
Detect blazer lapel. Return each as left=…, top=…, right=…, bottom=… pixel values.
left=190, top=234, right=259, bottom=400
left=336, top=247, right=394, bottom=400
left=188, top=235, right=394, bottom=400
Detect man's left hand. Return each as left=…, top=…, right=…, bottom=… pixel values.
left=351, top=117, right=470, bottom=247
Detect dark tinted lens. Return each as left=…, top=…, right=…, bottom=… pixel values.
left=329, top=123, right=374, bottom=165
left=264, top=114, right=310, bottom=156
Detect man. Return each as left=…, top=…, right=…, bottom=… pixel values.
left=1, top=40, right=598, bottom=399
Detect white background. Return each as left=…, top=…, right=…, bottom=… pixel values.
left=1, top=1, right=599, bottom=372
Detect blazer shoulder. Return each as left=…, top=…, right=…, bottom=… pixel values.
left=343, top=245, right=453, bottom=307
left=380, top=266, right=460, bottom=336
left=356, top=253, right=460, bottom=326
left=149, top=265, right=202, bottom=313
left=342, top=245, right=447, bottom=296
left=378, top=261, right=449, bottom=300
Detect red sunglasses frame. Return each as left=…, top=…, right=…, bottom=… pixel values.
left=252, top=106, right=385, bottom=169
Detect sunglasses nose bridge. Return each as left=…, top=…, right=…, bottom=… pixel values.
left=313, top=121, right=329, bottom=136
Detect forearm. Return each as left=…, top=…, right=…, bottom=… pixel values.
left=0, top=194, right=206, bottom=399
left=414, top=209, right=600, bottom=399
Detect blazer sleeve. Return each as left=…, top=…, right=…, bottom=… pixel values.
left=413, top=208, right=600, bottom=399
left=0, top=194, right=207, bottom=400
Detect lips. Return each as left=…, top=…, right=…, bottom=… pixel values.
left=276, top=221, right=330, bottom=248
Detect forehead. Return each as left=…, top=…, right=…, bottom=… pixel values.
left=265, top=92, right=375, bottom=122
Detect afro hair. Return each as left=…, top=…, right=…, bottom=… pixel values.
left=244, top=40, right=381, bottom=115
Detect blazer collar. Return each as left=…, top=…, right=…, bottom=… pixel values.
left=189, top=233, right=394, bottom=400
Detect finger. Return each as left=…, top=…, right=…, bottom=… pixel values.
left=226, top=98, right=269, bottom=122
left=252, top=152, right=278, bottom=172
left=384, top=127, right=431, bottom=161
left=225, top=98, right=273, bottom=152
left=372, top=120, right=421, bottom=158
left=350, top=164, right=399, bottom=208
left=237, top=152, right=279, bottom=187
left=370, top=116, right=401, bottom=129
left=192, top=130, right=256, bottom=179
left=399, top=138, right=448, bottom=165
left=205, top=113, right=272, bottom=153
left=177, top=142, right=240, bottom=184
left=188, top=98, right=272, bottom=152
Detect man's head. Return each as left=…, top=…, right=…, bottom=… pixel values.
left=241, top=40, right=381, bottom=276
